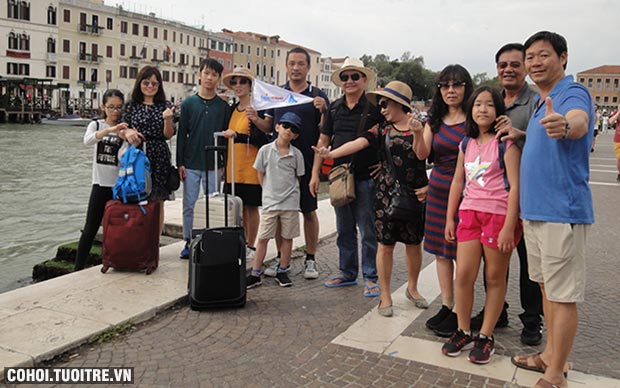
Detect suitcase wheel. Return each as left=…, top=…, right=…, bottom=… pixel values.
left=101, top=265, right=109, bottom=273
left=145, top=266, right=155, bottom=275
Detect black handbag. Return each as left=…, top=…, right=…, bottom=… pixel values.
left=383, top=129, right=425, bottom=222
left=166, top=165, right=181, bottom=191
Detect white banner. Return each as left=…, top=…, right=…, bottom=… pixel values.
left=251, top=79, right=314, bottom=111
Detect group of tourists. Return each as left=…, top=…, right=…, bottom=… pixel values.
left=76, top=30, right=595, bottom=388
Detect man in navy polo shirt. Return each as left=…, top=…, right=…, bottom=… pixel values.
left=260, top=46, right=329, bottom=280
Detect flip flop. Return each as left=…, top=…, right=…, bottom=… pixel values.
left=363, top=283, right=380, bottom=297
left=324, top=276, right=357, bottom=288
left=511, top=353, right=568, bottom=378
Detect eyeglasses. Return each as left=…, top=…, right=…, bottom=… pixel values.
left=378, top=100, right=390, bottom=109
left=280, top=122, right=299, bottom=133
left=105, top=105, right=123, bottom=111
left=438, top=81, right=466, bottom=90
left=229, top=78, right=250, bottom=86
left=141, top=80, right=160, bottom=88
left=339, top=72, right=364, bottom=82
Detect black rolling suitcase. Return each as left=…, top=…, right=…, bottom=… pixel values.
left=188, top=144, right=246, bottom=309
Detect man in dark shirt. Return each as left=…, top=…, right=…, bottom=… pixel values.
left=259, top=47, right=329, bottom=280
left=310, top=57, right=384, bottom=297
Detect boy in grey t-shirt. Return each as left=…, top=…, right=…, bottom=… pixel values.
left=247, top=112, right=305, bottom=288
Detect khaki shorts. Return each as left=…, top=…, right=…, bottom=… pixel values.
left=523, top=220, right=589, bottom=303
left=258, top=210, right=300, bottom=240
left=614, top=142, right=620, bottom=159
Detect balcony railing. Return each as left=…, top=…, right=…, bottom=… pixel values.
left=78, top=53, right=102, bottom=64
left=47, top=53, right=57, bottom=63
left=78, top=24, right=103, bottom=35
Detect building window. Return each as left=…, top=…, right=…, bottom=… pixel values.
left=18, top=33, right=29, bottom=51
left=277, top=49, right=280, bottom=57
left=226, top=60, right=231, bottom=70
left=604, top=96, right=609, bottom=103
left=162, top=70, right=169, bottom=82
left=106, top=45, right=112, bottom=57
left=180, top=33, right=183, bottom=43
left=263, top=48, right=267, bottom=57
left=595, top=96, right=600, bottom=103
left=256, top=64, right=260, bottom=76
left=186, top=35, right=189, bottom=45
left=173, top=31, right=176, bottom=42
left=63, top=39, right=70, bottom=53
left=579, top=78, right=584, bottom=84
left=78, top=67, right=86, bottom=81
left=248, top=45, right=251, bottom=54
left=240, top=44, right=244, bottom=54
left=615, top=79, right=619, bottom=89
left=121, top=21, right=127, bottom=33
left=218, top=41, right=224, bottom=51
left=153, top=48, right=158, bottom=60
left=247, top=62, right=251, bottom=70
left=62, top=65, right=70, bottom=79
left=605, top=78, right=610, bottom=90
left=588, top=78, right=593, bottom=88
left=270, top=65, right=273, bottom=78
left=107, top=17, right=113, bottom=30
left=129, top=67, right=138, bottom=79
left=119, top=66, right=127, bottom=78
left=8, top=32, right=18, bottom=50
left=7, top=62, right=29, bottom=75
left=47, top=6, right=56, bottom=24
left=8, top=0, right=30, bottom=20
left=613, top=96, right=618, bottom=103
left=120, top=44, right=125, bottom=56
left=143, top=25, right=148, bottom=37
left=178, top=72, right=183, bottom=83
left=47, top=37, right=55, bottom=53
left=172, top=72, right=175, bottom=83
left=193, top=36, right=196, bottom=47
left=91, top=69, right=98, bottom=82
left=256, top=47, right=260, bottom=56
left=154, top=27, right=158, bottom=39
left=210, top=39, right=216, bottom=50
left=163, top=29, right=168, bottom=40
left=46, top=65, right=56, bottom=77
left=234, top=43, right=238, bottom=52
left=106, top=69, right=112, bottom=84
left=271, top=49, right=274, bottom=58
left=132, top=23, right=138, bottom=35
left=63, top=8, right=70, bottom=23
left=263, top=65, right=266, bottom=77
left=131, top=45, right=136, bottom=57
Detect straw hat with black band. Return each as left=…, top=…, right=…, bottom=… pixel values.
left=366, top=81, right=413, bottom=111
left=331, top=57, right=376, bottom=87
left=222, top=67, right=255, bottom=89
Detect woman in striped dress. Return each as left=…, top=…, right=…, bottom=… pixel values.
left=412, top=64, right=473, bottom=337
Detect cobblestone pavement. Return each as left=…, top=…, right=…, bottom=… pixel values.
left=15, top=137, right=620, bottom=388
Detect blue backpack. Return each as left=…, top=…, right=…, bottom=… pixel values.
left=113, top=144, right=152, bottom=213
left=460, top=136, right=510, bottom=191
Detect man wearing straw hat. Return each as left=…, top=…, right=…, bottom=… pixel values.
left=310, top=57, right=384, bottom=297
left=260, top=47, right=329, bottom=280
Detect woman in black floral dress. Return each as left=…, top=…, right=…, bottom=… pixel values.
left=122, top=65, right=175, bottom=232
left=314, top=81, right=428, bottom=317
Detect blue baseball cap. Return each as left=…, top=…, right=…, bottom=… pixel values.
left=278, top=112, right=302, bottom=134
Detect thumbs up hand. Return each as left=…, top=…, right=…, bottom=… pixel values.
left=539, top=97, right=569, bottom=139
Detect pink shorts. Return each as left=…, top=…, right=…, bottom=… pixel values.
left=456, top=209, right=523, bottom=249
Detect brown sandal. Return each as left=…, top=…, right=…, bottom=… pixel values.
left=534, top=377, right=567, bottom=388
left=511, top=353, right=569, bottom=378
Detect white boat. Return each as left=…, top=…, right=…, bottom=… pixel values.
left=41, top=116, right=93, bottom=127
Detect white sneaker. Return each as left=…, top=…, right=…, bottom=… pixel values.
left=303, top=260, right=319, bottom=279
left=245, top=247, right=255, bottom=260
left=264, top=259, right=290, bottom=277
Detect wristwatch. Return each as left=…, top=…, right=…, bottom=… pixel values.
left=563, top=117, right=571, bottom=139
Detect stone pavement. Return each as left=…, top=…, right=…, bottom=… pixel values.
left=2, top=133, right=620, bottom=387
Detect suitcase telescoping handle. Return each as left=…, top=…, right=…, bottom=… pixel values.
left=205, top=145, right=228, bottom=229
left=213, top=132, right=235, bottom=197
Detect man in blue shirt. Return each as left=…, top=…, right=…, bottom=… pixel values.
left=512, top=31, right=594, bottom=388
left=259, top=47, right=329, bottom=280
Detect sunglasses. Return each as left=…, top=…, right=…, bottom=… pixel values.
left=229, top=78, right=250, bottom=86
left=280, top=122, right=299, bottom=133
left=141, top=80, right=160, bottom=88
left=339, top=72, right=364, bottom=82
left=377, top=99, right=390, bottom=109
left=437, top=81, right=466, bottom=90
left=105, top=105, right=123, bottom=111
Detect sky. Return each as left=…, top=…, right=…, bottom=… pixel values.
left=106, top=0, right=620, bottom=78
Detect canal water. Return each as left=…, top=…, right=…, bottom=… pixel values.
left=0, top=123, right=180, bottom=293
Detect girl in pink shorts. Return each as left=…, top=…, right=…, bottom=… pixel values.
left=441, top=86, right=522, bottom=364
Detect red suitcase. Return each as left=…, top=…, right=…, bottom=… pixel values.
left=101, top=200, right=161, bottom=274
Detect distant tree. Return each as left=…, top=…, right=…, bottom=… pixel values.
left=472, top=72, right=501, bottom=89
